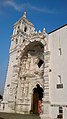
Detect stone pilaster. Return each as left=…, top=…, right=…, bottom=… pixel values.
left=41, top=36, right=50, bottom=119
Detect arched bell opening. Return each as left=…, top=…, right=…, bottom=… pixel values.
left=31, top=84, right=44, bottom=114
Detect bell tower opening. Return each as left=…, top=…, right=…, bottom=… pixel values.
left=24, top=26, right=27, bottom=32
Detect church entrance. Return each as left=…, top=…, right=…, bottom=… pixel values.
left=32, top=84, right=44, bottom=114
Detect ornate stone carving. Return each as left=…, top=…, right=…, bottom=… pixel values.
left=2, top=12, right=49, bottom=118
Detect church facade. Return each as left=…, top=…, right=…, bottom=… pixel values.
left=0, top=12, right=67, bottom=119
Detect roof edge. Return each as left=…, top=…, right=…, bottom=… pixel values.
left=48, top=24, right=67, bottom=34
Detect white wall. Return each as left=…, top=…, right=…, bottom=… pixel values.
left=48, top=25, right=67, bottom=118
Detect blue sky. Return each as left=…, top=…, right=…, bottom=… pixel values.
left=0, top=0, right=67, bottom=95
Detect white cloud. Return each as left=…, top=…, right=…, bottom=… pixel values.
left=28, top=4, right=60, bottom=14
left=4, top=0, right=23, bottom=11
left=0, top=1, right=66, bottom=15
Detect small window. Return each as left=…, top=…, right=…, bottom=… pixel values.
left=57, top=84, right=63, bottom=89
left=57, top=75, right=63, bottom=89
left=57, top=114, right=63, bottom=118
left=58, top=75, right=61, bottom=83
left=59, top=48, right=62, bottom=55
left=59, top=107, right=63, bottom=113
left=57, top=107, right=63, bottom=118
left=24, top=26, right=27, bottom=32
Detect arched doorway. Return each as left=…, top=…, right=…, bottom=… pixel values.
left=32, top=84, right=44, bottom=114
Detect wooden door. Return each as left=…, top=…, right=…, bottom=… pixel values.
left=33, top=92, right=39, bottom=114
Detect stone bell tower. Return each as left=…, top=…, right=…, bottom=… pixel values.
left=1, top=12, right=50, bottom=118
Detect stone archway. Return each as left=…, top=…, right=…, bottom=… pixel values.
left=17, top=40, right=46, bottom=114
left=32, top=84, right=44, bottom=114
left=20, top=41, right=44, bottom=59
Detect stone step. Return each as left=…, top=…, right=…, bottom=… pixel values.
left=0, top=112, right=40, bottom=119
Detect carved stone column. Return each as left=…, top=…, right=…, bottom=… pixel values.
left=41, top=37, right=50, bottom=119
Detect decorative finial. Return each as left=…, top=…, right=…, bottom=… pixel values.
left=35, top=31, right=37, bottom=33
left=39, top=30, right=41, bottom=33
left=23, top=11, right=26, bottom=18
left=43, top=28, right=46, bottom=33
